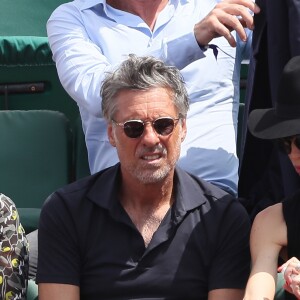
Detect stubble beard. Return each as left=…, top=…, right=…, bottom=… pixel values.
left=128, top=139, right=181, bottom=184
left=114, top=128, right=182, bottom=184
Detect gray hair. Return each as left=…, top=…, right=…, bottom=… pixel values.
left=101, top=54, right=189, bottom=120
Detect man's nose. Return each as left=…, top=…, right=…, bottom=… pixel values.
left=140, top=123, right=160, bottom=146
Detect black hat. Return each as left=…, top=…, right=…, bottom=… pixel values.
left=248, top=56, right=300, bottom=139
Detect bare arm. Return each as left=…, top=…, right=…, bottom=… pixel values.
left=39, top=283, right=80, bottom=300
left=195, top=0, right=260, bottom=47
left=244, top=203, right=287, bottom=300
left=209, top=288, right=245, bottom=300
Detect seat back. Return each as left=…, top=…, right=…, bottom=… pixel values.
left=0, top=37, right=79, bottom=128
left=0, top=0, right=70, bottom=38
left=27, top=279, right=39, bottom=300
left=275, top=272, right=286, bottom=300
left=0, top=0, right=79, bottom=129
left=0, top=110, right=72, bottom=232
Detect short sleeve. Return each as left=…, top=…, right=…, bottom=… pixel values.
left=208, top=200, right=251, bottom=290
left=36, top=192, right=81, bottom=285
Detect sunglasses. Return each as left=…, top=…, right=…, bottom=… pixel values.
left=112, top=116, right=181, bottom=139
left=277, top=135, right=300, bottom=154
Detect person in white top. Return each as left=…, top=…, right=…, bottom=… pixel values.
left=47, top=0, right=260, bottom=196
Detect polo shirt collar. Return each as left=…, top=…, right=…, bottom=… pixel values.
left=87, top=163, right=208, bottom=216
left=78, top=0, right=105, bottom=11
left=174, top=167, right=207, bottom=211
left=87, top=163, right=121, bottom=211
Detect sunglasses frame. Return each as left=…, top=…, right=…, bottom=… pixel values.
left=112, top=116, right=181, bottom=139
left=277, top=135, right=300, bottom=154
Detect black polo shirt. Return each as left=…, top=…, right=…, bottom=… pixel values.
left=37, top=164, right=250, bottom=300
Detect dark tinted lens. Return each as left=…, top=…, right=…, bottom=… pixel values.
left=123, top=120, right=144, bottom=138
left=153, top=118, right=175, bottom=136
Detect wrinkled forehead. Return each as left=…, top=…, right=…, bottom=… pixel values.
left=113, top=88, right=178, bottom=119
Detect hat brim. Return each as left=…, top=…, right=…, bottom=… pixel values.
left=248, top=108, right=300, bottom=139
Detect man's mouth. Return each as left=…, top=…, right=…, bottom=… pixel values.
left=142, top=154, right=161, bottom=160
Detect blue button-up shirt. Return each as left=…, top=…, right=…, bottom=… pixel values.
left=47, top=0, right=252, bottom=195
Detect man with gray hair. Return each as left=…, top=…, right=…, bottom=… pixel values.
left=37, top=55, right=251, bottom=300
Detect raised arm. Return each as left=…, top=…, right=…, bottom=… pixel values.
left=244, top=203, right=287, bottom=300
left=47, top=0, right=258, bottom=118
left=46, top=3, right=204, bottom=117
left=194, top=0, right=260, bottom=47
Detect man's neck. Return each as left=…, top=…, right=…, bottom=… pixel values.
left=120, top=176, right=175, bottom=247
left=120, top=174, right=174, bottom=210
left=106, top=0, right=169, bottom=30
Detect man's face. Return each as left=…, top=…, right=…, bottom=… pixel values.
left=107, top=87, right=187, bottom=184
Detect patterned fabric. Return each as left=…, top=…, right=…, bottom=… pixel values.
left=0, top=194, right=29, bottom=299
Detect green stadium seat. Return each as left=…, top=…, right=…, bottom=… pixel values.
left=0, top=110, right=72, bottom=233
left=0, top=0, right=79, bottom=129
left=275, top=272, right=286, bottom=300
left=27, top=279, right=38, bottom=300
left=0, top=36, right=79, bottom=128
left=0, top=0, right=70, bottom=38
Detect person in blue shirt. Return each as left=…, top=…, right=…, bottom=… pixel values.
left=47, top=0, right=260, bottom=196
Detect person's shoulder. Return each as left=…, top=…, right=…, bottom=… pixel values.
left=256, top=202, right=283, bottom=217
left=0, top=193, right=16, bottom=209
left=253, top=202, right=284, bottom=230
left=0, top=194, right=22, bottom=234
left=44, top=165, right=118, bottom=207
left=176, top=168, right=250, bottom=230
left=251, top=202, right=287, bottom=247
left=0, top=193, right=19, bottom=221
left=176, top=166, right=239, bottom=208
left=185, top=169, right=234, bottom=198
left=49, top=0, right=95, bottom=19
left=53, top=0, right=103, bottom=12
left=178, top=166, right=234, bottom=196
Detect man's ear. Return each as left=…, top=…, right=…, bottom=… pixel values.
left=180, top=118, right=187, bottom=142
left=107, top=123, right=116, bottom=147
